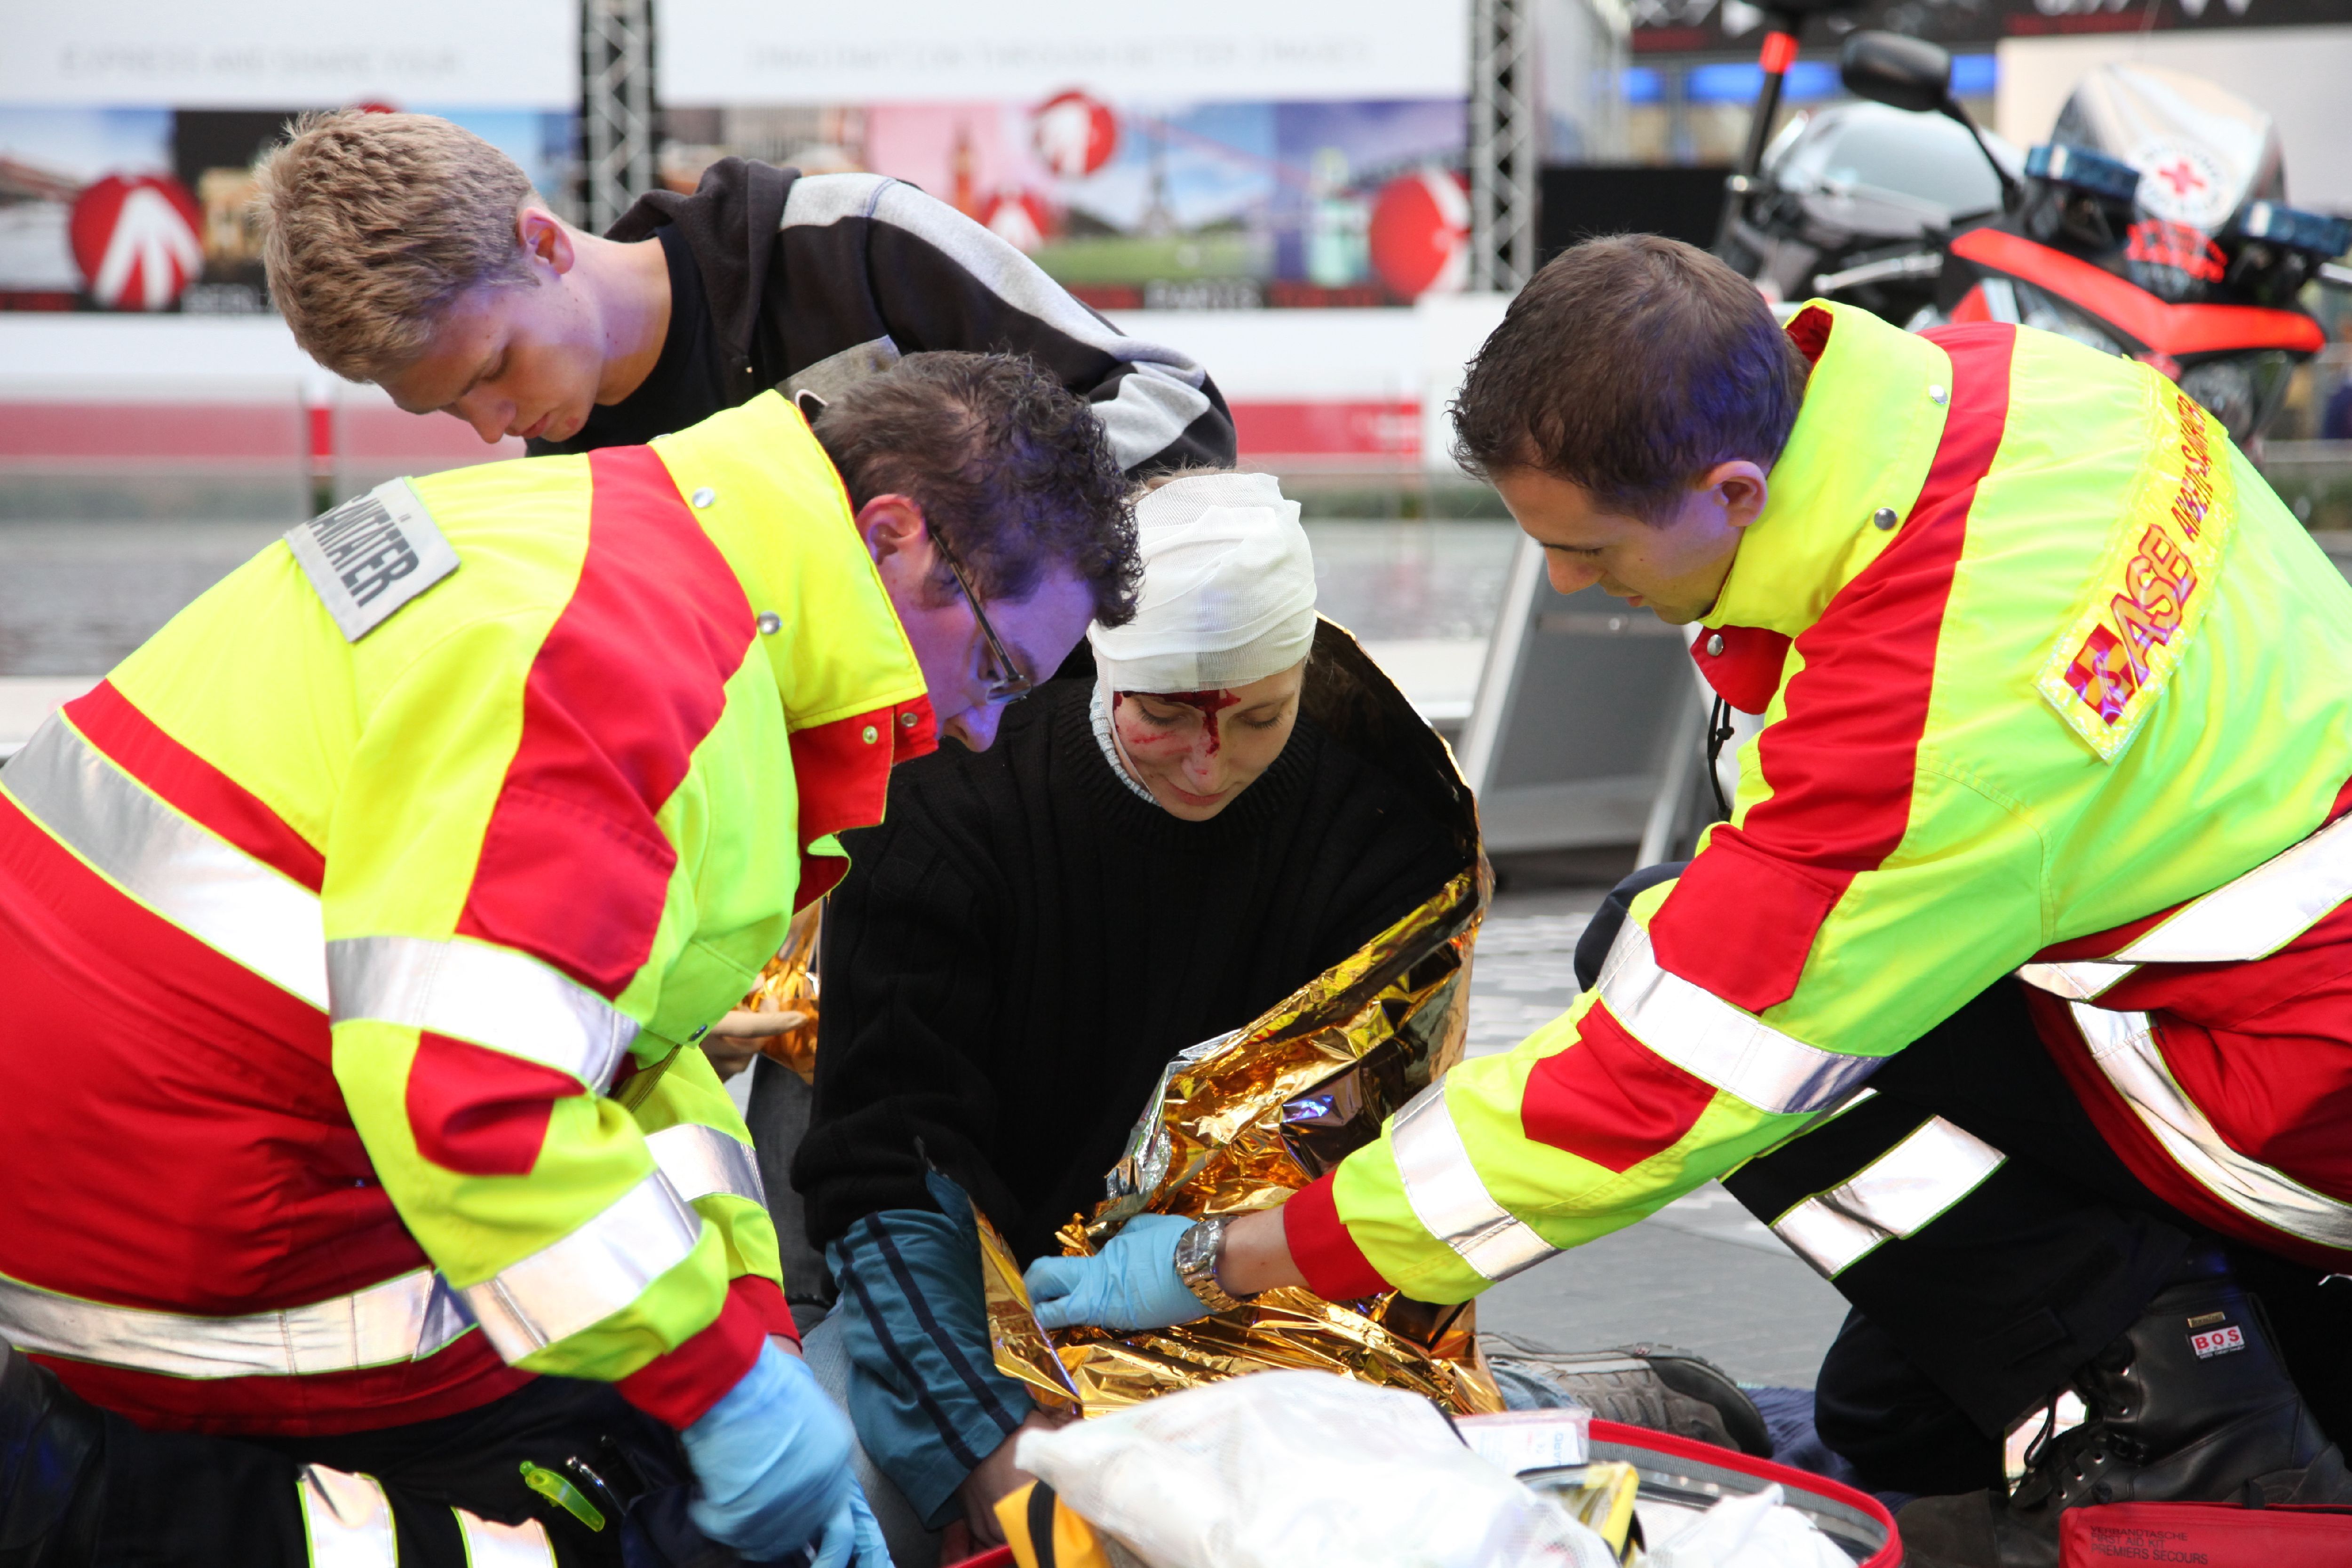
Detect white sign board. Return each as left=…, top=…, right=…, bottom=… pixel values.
left=659, top=0, right=1471, bottom=105
left=0, top=0, right=577, bottom=109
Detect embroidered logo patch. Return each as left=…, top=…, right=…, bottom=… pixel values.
left=2037, top=387, right=2235, bottom=760
left=284, top=478, right=461, bottom=642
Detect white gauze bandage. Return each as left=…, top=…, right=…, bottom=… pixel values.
left=1087, top=472, right=1317, bottom=694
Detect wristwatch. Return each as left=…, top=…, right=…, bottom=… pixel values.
left=1173, top=1215, right=1252, bottom=1313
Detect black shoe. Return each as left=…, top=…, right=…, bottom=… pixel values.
left=1896, top=1249, right=2348, bottom=1568
left=0, top=1343, right=105, bottom=1568
left=1477, top=1333, right=1772, bottom=1457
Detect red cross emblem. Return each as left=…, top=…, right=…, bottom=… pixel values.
left=2155, top=159, right=2205, bottom=197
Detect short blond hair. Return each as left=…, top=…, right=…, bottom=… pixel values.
left=254, top=111, right=540, bottom=380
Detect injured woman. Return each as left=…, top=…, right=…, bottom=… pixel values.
left=787, top=471, right=1478, bottom=1563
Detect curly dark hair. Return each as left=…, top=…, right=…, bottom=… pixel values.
left=1449, top=235, right=1810, bottom=523
left=813, top=352, right=1141, bottom=627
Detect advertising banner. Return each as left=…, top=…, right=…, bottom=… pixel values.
left=0, top=0, right=576, bottom=109
left=1631, top=0, right=2350, bottom=56
left=658, top=0, right=1470, bottom=106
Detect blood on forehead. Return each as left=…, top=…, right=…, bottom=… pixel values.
left=1115, top=687, right=1242, bottom=754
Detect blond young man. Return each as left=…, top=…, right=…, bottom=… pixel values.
left=254, top=111, right=1233, bottom=473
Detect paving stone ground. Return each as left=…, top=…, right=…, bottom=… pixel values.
left=1466, top=891, right=1851, bottom=1388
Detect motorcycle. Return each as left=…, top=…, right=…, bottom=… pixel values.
left=1720, top=27, right=2352, bottom=447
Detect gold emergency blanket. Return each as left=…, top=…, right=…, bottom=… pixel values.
left=972, top=621, right=1503, bottom=1418
left=742, top=900, right=824, bottom=1082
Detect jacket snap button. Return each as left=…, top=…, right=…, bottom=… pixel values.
left=691, top=487, right=716, bottom=509
left=862, top=725, right=879, bottom=744
left=1873, top=507, right=1899, bottom=531
left=899, top=711, right=917, bottom=728
left=1929, top=384, right=1949, bottom=406
left=1705, top=634, right=1725, bottom=657
left=756, top=611, right=781, bottom=635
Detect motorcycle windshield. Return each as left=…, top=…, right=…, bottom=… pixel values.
left=2054, top=62, right=2283, bottom=236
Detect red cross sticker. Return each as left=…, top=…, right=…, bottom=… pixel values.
left=2155, top=159, right=2205, bottom=197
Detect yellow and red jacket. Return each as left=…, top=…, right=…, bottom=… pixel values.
left=0, top=392, right=933, bottom=1434
left=1285, top=302, right=2352, bottom=1300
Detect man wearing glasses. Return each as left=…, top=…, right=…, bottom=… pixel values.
left=0, top=354, right=1136, bottom=1568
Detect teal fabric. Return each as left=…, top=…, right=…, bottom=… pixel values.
left=823, top=1172, right=1034, bottom=1528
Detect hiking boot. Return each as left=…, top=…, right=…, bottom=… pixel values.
left=1896, top=1248, right=2350, bottom=1568
left=0, top=1343, right=104, bottom=1568
left=1478, top=1333, right=1772, bottom=1457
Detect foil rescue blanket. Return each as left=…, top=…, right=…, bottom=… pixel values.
left=735, top=620, right=1500, bottom=1415
left=973, top=622, right=1503, bottom=1417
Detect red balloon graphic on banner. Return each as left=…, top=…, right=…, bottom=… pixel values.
left=1032, top=91, right=1118, bottom=179
left=980, top=187, right=1053, bottom=254
left=1369, top=168, right=1470, bottom=299
left=70, top=174, right=205, bottom=311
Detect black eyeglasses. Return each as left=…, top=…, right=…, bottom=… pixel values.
left=929, top=526, right=1034, bottom=704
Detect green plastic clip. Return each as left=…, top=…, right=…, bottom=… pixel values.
left=519, top=1460, right=607, bottom=1532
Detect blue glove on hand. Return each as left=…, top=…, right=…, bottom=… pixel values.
left=683, top=1342, right=856, bottom=1561
left=810, top=1481, right=892, bottom=1568
left=1023, top=1213, right=1209, bottom=1333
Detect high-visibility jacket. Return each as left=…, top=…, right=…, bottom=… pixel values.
left=1284, top=302, right=2352, bottom=1303
left=0, top=391, right=934, bottom=1435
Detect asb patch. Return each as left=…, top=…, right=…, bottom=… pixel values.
left=285, top=478, right=461, bottom=642
left=2036, top=385, right=2235, bottom=761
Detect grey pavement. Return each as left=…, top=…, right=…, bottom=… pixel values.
left=1468, top=892, right=1851, bottom=1388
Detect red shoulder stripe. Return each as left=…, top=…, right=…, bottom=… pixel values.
left=64, top=681, right=325, bottom=891
left=457, top=446, right=755, bottom=997
left=1650, top=324, right=2017, bottom=1015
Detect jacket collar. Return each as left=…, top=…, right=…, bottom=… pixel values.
left=649, top=391, right=930, bottom=733
left=609, top=157, right=796, bottom=373
left=1704, top=301, right=1956, bottom=641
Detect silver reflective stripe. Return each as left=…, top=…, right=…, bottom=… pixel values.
left=0, top=1266, right=470, bottom=1379
left=462, top=1173, right=704, bottom=1361
left=298, top=1467, right=397, bottom=1568
left=647, top=1122, right=767, bottom=1207
left=2066, top=1002, right=2352, bottom=1249
left=2116, top=812, right=2352, bottom=963
left=455, top=1508, right=557, bottom=1568
left=1771, top=1116, right=2007, bottom=1278
left=1597, top=921, right=1879, bottom=1115
left=2021, top=812, right=2352, bottom=1004
left=2017, top=960, right=2136, bottom=1002
left=1, top=714, right=327, bottom=1008
left=1389, top=1084, right=1556, bottom=1282
left=328, top=935, right=635, bottom=1090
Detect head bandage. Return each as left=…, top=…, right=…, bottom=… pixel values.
left=1087, top=472, right=1317, bottom=693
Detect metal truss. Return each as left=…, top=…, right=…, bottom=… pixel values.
left=1469, top=0, right=1539, bottom=292
left=583, top=0, right=655, bottom=234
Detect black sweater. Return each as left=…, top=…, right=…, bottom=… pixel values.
left=794, top=678, right=1466, bottom=1265
left=529, top=159, right=1235, bottom=476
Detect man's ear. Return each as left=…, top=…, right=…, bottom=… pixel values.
left=516, top=205, right=576, bottom=275
left=1700, top=461, right=1771, bottom=530
left=853, top=494, right=930, bottom=566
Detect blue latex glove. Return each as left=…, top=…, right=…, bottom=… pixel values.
left=1023, top=1213, right=1210, bottom=1333
left=810, top=1481, right=892, bottom=1568
left=683, top=1342, right=856, bottom=1561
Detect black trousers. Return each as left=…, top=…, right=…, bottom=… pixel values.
left=1577, top=866, right=2352, bottom=1496
left=86, top=1374, right=742, bottom=1568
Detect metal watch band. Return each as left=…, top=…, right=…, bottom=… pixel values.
left=1175, top=1216, right=1248, bottom=1313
